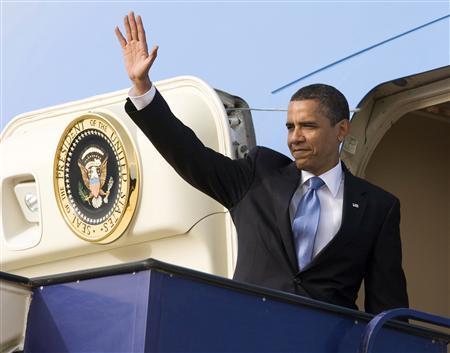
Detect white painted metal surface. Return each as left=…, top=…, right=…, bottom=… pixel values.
left=0, top=280, right=32, bottom=353
left=0, top=76, right=245, bottom=279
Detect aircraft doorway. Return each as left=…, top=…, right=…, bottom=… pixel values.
left=363, top=103, right=449, bottom=319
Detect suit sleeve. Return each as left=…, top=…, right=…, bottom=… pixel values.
left=364, top=198, right=409, bottom=314
left=125, top=89, right=255, bottom=209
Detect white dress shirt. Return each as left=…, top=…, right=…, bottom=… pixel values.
left=129, top=85, right=156, bottom=110
left=129, top=85, right=344, bottom=258
left=289, top=162, right=344, bottom=257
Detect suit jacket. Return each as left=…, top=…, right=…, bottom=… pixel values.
left=125, top=90, right=409, bottom=314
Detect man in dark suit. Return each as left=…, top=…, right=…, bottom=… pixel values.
left=115, top=12, right=408, bottom=314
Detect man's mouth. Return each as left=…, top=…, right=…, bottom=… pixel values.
left=292, top=149, right=310, bottom=158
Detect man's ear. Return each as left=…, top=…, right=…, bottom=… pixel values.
left=337, top=119, right=350, bottom=142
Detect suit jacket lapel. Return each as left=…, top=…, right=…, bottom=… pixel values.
left=337, top=165, right=367, bottom=248
left=275, top=162, right=301, bottom=273
left=300, top=162, right=367, bottom=272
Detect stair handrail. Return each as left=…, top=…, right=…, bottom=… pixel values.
left=358, top=308, right=450, bottom=353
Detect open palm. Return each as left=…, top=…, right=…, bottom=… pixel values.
left=115, top=12, right=158, bottom=91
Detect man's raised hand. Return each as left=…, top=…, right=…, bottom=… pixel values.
left=115, top=12, right=158, bottom=95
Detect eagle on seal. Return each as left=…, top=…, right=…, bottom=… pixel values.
left=77, top=147, right=113, bottom=208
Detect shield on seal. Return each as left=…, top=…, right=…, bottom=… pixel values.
left=77, top=146, right=109, bottom=208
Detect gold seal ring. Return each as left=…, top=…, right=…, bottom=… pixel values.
left=54, top=113, right=139, bottom=244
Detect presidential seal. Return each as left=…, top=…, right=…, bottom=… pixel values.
left=54, top=113, right=139, bottom=243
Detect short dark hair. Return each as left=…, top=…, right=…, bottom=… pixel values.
left=290, top=84, right=349, bottom=125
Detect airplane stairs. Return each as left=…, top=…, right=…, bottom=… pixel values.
left=1, top=259, right=449, bottom=353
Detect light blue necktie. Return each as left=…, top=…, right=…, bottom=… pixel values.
left=293, top=176, right=325, bottom=270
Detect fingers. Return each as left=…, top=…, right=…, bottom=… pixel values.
left=124, top=14, right=132, bottom=42
left=147, top=45, right=159, bottom=67
left=136, top=15, right=148, bottom=53
left=128, top=12, right=138, bottom=41
left=115, top=27, right=127, bottom=48
left=119, top=12, right=149, bottom=50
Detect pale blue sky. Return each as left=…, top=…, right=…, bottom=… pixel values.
left=2, top=1, right=449, bottom=155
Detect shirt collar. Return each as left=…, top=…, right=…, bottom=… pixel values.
left=300, top=161, right=343, bottom=197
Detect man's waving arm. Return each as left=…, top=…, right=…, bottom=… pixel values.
left=115, top=12, right=255, bottom=209
left=115, top=12, right=158, bottom=97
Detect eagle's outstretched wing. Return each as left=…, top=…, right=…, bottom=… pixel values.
left=100, top=155, right=109, bottom=187
left=78, top=160, right=90, bottom=189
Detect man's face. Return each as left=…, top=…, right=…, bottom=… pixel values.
left=286, top=99, right=349, bottom=175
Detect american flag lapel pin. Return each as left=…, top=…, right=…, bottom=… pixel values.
left=352, top=203, right=359, bottom=208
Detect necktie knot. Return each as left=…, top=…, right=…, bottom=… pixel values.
left=309, top=176, right=324, bottom=190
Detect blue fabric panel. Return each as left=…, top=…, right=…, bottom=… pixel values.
left=22, top=267, right=446, bottom=353
left=24, top=270, right=151, bottom=353
left=146, top=272, right=444, bottom=353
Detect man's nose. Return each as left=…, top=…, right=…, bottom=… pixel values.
left=291, top=127, right=306, bottom=143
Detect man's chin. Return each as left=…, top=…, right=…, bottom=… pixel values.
left=294, top=160, right=308, bottom=171
left=294, top=159, right=320, bottom=174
